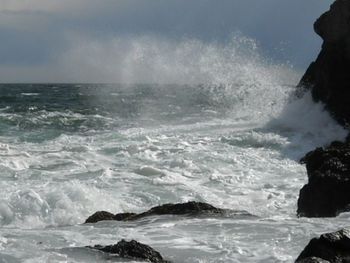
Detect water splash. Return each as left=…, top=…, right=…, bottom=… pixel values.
left=61, top=35, right=299, bottom=85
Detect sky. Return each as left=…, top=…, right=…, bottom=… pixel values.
left=0, top=0, right=333, bottom=83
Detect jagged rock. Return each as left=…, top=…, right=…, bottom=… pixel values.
left=296, top=0, right=350, bottom=218
left=298, top=0, right=350, bottom=126
left=297, top=141, right=350, bottom=217
left=89, top=239, right=170, bottom=263
left=85, top=201, right=247, bottom=224
left=296, top=229, right=350, bottom=262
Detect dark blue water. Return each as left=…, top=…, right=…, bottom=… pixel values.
left=0, top=84, right=236, bottom=137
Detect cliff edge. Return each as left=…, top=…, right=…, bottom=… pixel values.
left=299, top=0, right=350, bottom=127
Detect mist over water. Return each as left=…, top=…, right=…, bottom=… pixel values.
left=0, top=34, right=348, bottom=262
left=58, top=35, right=298, bottom=84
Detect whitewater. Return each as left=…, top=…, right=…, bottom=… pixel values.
left=0, top=37, right=348, bottom=262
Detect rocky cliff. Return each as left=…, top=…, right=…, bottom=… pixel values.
left=297, top=0, right=350, bottom=218
left=298, top=0, right=350, bottom=126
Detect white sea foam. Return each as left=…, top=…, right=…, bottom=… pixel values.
left=266, top=92, right=348, bottom=158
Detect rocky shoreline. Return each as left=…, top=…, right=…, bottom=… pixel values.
left=296, top=0, right=350, bottom=262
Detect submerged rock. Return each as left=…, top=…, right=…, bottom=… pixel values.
left=296, top=229, right=350, bottom=263
left=85, top=201, right=247, bottom=224
left=297, top=141, right=350, bottom=217
left=298, top=0, right=350, bottom=126
left=89, top=239, right=170, bottom=263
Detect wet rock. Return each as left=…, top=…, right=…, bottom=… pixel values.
left=296, top=229, right=350, bottom=263
left=114, top=212, right=138, bottom=221
left=297, top=257, right=330, bottom=263
left=298, top=0, right=350, bottom=126
left=85, top=211, right=137, bottom=224
left=129, top=201, right=226, bottom=220
left=89, top=239, right=170, bottom=263
left=296, top=0, right=350, bottom=217
left=85, top=201, right=242, bottom=223
left=85, top=211, right=115, bottom=223
left=297, top=141, right=350, bottom=217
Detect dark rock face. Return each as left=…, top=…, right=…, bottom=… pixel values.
left=297, top=141, right=350, bottom=217
left=114, top=212, right=138, bottom=221
left=298, top=0, right=350, bottom=126
left=85, top=211, right=137, bottom=223
left=85, top=211, right=115, bottom=223
left=130, top=201, right=225, bottom=220
left=296, top=229, right=350, bottom=263
left=297, top=257, right=330, bottom=263
left=90, top=239, right=170, bottom=263
left=85, top=201, right=241, bottom=224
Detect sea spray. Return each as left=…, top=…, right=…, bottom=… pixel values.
left=60, top=35, right=299, bottom=85
left=266, top=92, right=348, bottom=159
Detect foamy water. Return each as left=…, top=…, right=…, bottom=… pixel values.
left=0, top=37, right=348, bottom=262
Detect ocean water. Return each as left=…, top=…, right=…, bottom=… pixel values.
left=0, top=82, right=347, bottom=263
left=0, top=39, right=348, bottom=262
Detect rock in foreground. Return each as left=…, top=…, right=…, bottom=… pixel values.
left=89, top=239, right=170, bottom=263
left=85, top=201, right=246, bottom=224
left=298, top=0, right=350, bottom=126
left=296, top=228, right=350, bottom=262
left=297, top=141, right=350, bottom=217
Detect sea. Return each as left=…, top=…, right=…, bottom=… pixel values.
left=0, top=40, right=349, bottom=263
